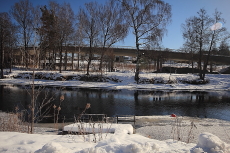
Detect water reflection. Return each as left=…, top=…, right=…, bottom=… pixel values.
left=0, top=85, right=230, bottom=122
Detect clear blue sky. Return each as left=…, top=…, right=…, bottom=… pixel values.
left=1, top=0, right=230, bottom=50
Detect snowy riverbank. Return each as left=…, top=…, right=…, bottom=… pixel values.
left=1, top=115, right=230, bottom=153
left=1, top=70, right=230, bottom=91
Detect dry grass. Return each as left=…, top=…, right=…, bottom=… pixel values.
left=0, top=111, right=29, bottom=133
left=64, top=103, right=116, bottom=143
left=170, top=116, right=197, bottom=143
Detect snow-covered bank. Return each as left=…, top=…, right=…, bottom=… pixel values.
left=1, top=115, right=230, bottom=152
left=1, top=70, right=230, bottom=91
left=0, top=130, right=229, bottom=152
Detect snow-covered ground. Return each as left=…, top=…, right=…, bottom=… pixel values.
left=1, top=70, right=230, bottom=91
left=1, top=116, right=230, bottom=153
left=1, top=70, right=230, bottom=152
left=0, top=131, right=211, bottom=153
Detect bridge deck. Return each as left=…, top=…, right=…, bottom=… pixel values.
left=15, top=46, right=230, bottom=65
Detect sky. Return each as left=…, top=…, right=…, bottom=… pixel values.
left=0, top=0, right=230, bottom=50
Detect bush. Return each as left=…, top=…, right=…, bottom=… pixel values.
left=179, top=78, right=210, bottom=85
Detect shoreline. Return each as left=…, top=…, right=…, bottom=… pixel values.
left=32, top=115, right=230, bottom=144
left=1, top=81, right=230, bottom=91
left=1, top=71, right=230, bottom=91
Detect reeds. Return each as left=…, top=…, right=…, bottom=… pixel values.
left=53, top=95, right=64, bottom=132
left=170, top=116, right=197, bottom=143
left=66, top=103, right=115, bottom=143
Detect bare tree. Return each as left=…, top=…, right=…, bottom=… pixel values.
left=47, top=2, right=62, bottom=72
left=0, top=13, right=12, bottom=78
left=181, top=17, right=200, bottom=73
left=40, top=2, right=74, bottom=72
left=219, top=40, right=230, bottom=56
left=49, top=2, right=74, bottom=73
left=118, top=0, right=172, bottom=83
left=40, top=5, right=58, bottom=70
left=201, top=9, right=230, bottom=79
left=0, top=12, right=17, bottom=77
left=10, top=0, right=34, bottom=70
left=96, top=0, right=128, bottom=75
left=57, top=3, right=74, bottom=71
left=7, top=22, right=18, bottom=73
left=74, top=22, right=84, bottom=71
left=26, top=4, right=58, bottom=133
left=77, top=2, right=100, bottom=75
left=182, top=8, right=230, bottom=80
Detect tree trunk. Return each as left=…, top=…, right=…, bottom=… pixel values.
left=198, top=49, right=203, bottom=80
left=77, top=47, right=80, bottom=70
left=71, top=48, right=74, bottom=71
left=0, top=41, right=4, bottom=79
left=64, top=45, right=67, bottom=71
left=9, top=49, right=13, bottom=73
left=24, top=29, right=29, bottom=71
left=191, top=54, right=194, bottom=74
left=201, top=31, right=215, bottom=80
left=157, top=57, right=160, bottom=72
left=59, top=45, right=63, bottom=73
left=53, top=49, right=56, bottom=70
left=210, top=62, right=213, bottom=73
left=86, top=52, right=92, bottom=76
left=99, top=47, right=106, bottom=76
left=30, top=69, right=35, bottom=134
left=134, top=36, right=141, bottom=83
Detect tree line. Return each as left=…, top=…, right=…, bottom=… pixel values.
left=1, top=0, right=230, bottom=81
left=181, top=8, right=230, bottom=80
left=0, top=0, right=172, bottom=82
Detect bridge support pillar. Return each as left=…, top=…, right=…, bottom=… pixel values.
left=156, top=58, right=160, bottom=71
left=156, top=57, right=163, bottom=72
left=160, top=58, right=162, bottom=70
left=154, top=60, right=157, bottom=71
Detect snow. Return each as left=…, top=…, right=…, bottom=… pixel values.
left=197, top=132, right=229, bottom=153
left=1, top=70, right=230, bottom=152
left=135, top=116, right=230, bottom=144
left=0, top=130, right=229, bottom=152
left=1, top=70, right=230, bottom=91
left=63, top=123, right=134, bottom=134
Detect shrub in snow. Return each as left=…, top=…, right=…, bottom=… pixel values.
left=192, top=132, right=230, bottom=153
left=14, top=72, right=66, bottom=81
left=77, top=75, right=121, bottom=83
left=166, top=78, right=177, bottom=84
left=17, top=73, right=32, bottom=79
left=219, top=67, right=230, bottom=74
left=139, top=78, right=155, bottom=84
left=139, top=77, right=177, bottom=84
left=179, top=76, right=210, bottom=85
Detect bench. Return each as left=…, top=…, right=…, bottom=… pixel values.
left=116, top=115, right=136, bottom=127
left=80, top=114, right=107, bottom=123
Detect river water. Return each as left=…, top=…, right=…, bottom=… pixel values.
left=1, top=85, right=230, bottom=122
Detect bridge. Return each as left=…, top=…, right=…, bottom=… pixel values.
left=63, top=46, right=230, bottom=65
left=15, top=46, right=230, bottom=65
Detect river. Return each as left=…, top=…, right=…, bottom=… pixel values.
left=1, top=85, right=230, bottom=122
